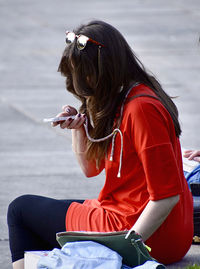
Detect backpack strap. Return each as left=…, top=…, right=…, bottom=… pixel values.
left=115, top=94, right=161, bottom=129
left=126, top=94, right=161, bottom=104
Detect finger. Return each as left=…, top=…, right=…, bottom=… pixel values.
left=188, top=150, right=197, bottom=160
left=60, top=117, right=74, bottom=129
left=62, top=105, right=77, bottom=115
left=60, top=114, right=85, bottom=129
left=51, top=112, right=71, bottom=127
left=51, top=122, right=59, bottom=127
left=193, top=156, right=200, bottom=162
left=71, top=114, right=86, bottom=129
left=63, top=106, right=70, bottom=113
left=188, top=150, right=200, bottom=160
left=62, top=114, right=81, bottom=129
left=68, top=114, right=86, bottom=129
left=183, top=152, right=192, bottom=158
left=183, top=150, right=193, bottom=156
left=67, top=113, right=83, bottom=129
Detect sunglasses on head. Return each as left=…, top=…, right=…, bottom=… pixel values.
left=66, top=31, right=105, bottom=50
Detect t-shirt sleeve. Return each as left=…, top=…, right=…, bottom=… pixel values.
left=129, top=98, right=183, bottom=200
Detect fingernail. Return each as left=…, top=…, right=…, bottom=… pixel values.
left=65, top=108, right=71, bottom=113
left=68, top=117, right=72, bottom=121
left=78, top=113, right=81, bottom=117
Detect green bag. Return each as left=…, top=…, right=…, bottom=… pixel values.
left=56, top=230, right=163, bottom=268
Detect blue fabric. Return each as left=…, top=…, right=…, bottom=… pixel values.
left=185, top=164, right=200, bottom=190
left=37, top=241, right=165, bottom=269
left=37, top=241, right=122, bottom=269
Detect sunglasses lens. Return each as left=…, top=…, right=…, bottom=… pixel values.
left=77, top=35, right=88, bottom=50
left=66, top=32, right=76, bottom=44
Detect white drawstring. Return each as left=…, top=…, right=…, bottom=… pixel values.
left=113, top=129, right=123, bottom=178
left=83, top=83, right=139, bottom=178
left=83, top=120, right=123, bottom=178
left=84, top=117, right=115, bottom=142
left=109, top=132, right=116, bottom=161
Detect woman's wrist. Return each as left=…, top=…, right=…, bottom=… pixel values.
left=71, top=126, right=87, bottom=154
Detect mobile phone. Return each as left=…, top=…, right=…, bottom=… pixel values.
left=43, top=115, right=76, bottom=123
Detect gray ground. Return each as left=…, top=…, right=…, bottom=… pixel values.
left=0, top=0, right=200, bottom=268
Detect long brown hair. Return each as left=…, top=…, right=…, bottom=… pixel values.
left=58, top=20, right=181, bottom=162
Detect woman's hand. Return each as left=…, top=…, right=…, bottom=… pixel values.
left=184, top=150, right=200, bottom=162
left=51, top=105, right=104, bottom=177
left=52, top=105, right=85, bottom=130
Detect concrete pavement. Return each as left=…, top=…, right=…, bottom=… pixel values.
left=0, top=0, right=200, bottom=268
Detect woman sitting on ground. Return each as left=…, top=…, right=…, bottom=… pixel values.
left=7, top=20, right=193, bottom=269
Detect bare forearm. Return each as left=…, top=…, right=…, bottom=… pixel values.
left=130, top=195, right=179, bottom=242
left=72, top=126, right=87, bottom=154
left=51, top=106, right=102, bottom=176
left=72, top=127, right=103, bottom=177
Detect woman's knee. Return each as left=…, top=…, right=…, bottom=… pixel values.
left=7, top=194, right=33, bottom=225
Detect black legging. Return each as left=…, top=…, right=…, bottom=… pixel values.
left=7, top=194, right=84, bottom=262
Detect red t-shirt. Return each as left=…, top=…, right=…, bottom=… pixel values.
left=66, top=84, right=193, bottom=264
